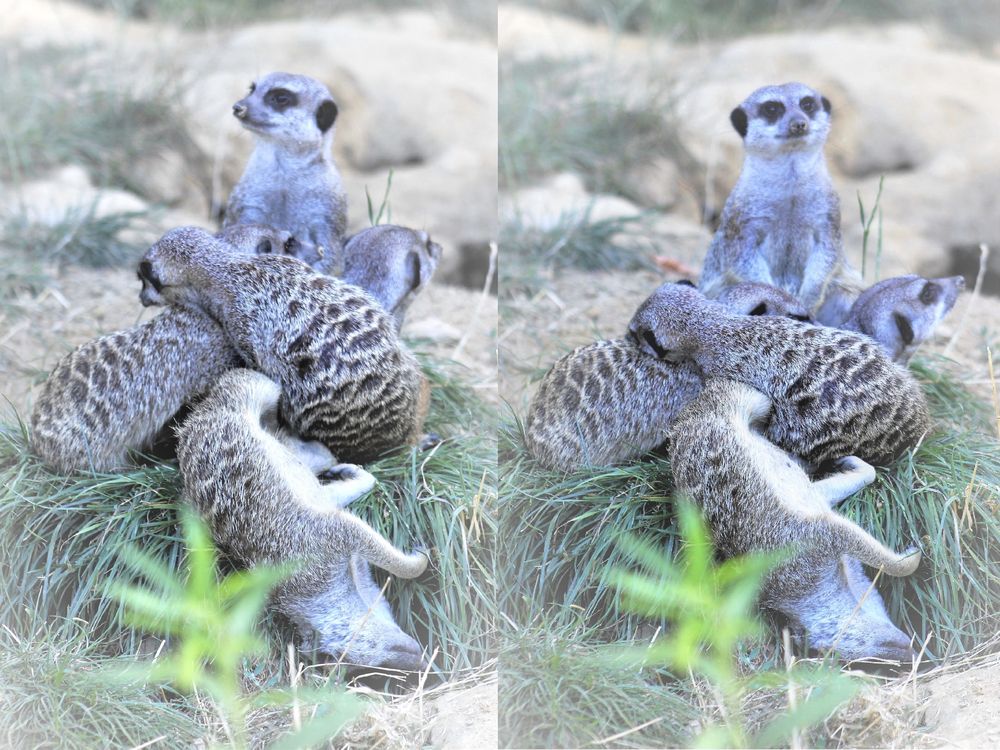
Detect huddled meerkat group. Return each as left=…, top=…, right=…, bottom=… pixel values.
left=30, top=72, right=444, bottom=671
left=527, top=82, right=965, bottom=662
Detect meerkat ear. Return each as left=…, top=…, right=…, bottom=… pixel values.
left=749, top=302, right=768, bottom=316
left=730, top=106, right=748, bottom=138
left=627, top=324, right=669, bottom=359
left=283, top=236, right=299, bottom=255
left=676, top=279, right=696, bottom=288
left=893, top=312, right=915, bottom=346
left=316, top=99, right=338, bottom=132
left=821, top=96, right=832, bottom=114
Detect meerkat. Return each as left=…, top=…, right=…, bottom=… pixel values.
left=699, top=82, right=861, bottom=320
left=670, top=379, right=920, bottom=662
left=341, top=225, right=443, bottom=330
left=525, top=282, right=809, bottom=472
left=224, top=72, right=347, bottom=276
left=138, top=226, right=427, bottom=464
left=177, top=368, right=428, bottom=670
left=29, top=224, right=293, bottom=473
left=841, top=274, right=965, bottom=363
left=628, top=282, right=930, bottom=467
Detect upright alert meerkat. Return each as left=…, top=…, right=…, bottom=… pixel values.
left=628, top=282, right=930, bottom=467
left=671, top=379, right=920, bottom=662
left=177, top=369, right=428, bottom=670
left=342, top=225, right=443, bottom=330
left=699, top=82, right=861, bottom=322
left=225, top=72, right=348, bottom=276
left=842, top=274, right=965, bottom=363
left=139, top=227, right=427, bottom=464
left=525, top=282, right=808, bottom=472
left=30, top=224, right=292, bottom=473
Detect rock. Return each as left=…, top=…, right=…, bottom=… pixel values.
left=1, top=165, right=149, bottom=224
left=404, top=317, right=462, bottom=343
left=500, top=172, right=642, bottom=229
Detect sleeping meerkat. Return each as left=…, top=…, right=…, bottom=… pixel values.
left=29, top=224, right=292, bottom=473
left=225, top=72, right=347, bottom=276
left=341, top=225, right=443, bottom=330
left=138, top=226, right=428, bottom=464
left=841, top=274, right=965, bottom=363
left=525, top=282, right=809, bottom=472
left=628, top=282, right=930, bottom=467
left=671, top=379, right=920, bottom=662
left=699, top=82, right=862, bottom=321
left=177, top=368, right=428, bottom=670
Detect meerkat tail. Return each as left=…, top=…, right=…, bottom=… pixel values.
left=724, top=380, right=772, bottom=428
left=336, top=513, right=429, bottom=579
left=826, top=514, right=921, bottom=576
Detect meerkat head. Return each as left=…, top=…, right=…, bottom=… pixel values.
left=779, top=557, right=917, bottom=663
left=215, top=222, right=300, bottom=258
left=232, top=72, right=338, bottom=152
left=304, top=556, right=425, bottom=672
left=138, top=226, right=224, bottom=311
left=343, top=225, right=443, bottom=329
left=626, top=280, right=709, bottom=362
left=716, top=281, right=813, bottom=322
left=844, top=274, right=965, bottom=363
left=730, top=82, right=831, bottom=157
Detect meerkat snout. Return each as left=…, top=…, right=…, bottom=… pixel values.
left=232, top=102, right=248, bottom=119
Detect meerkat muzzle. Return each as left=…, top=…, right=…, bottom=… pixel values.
left=232, top=103, right=249, bottom=119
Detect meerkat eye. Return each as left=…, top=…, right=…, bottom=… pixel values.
left=265, top=88, right=298, bottom=110
left=760, top=100, right=786, bottom=122
left=800, top=97, right=816, bottom=114
left=256, top=239, right=273, bottom=254
left=283, top=237, right=298, bottom=255
left=919, top=281, right=940, bottom=305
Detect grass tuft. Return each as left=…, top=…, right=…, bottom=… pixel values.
left=0, top=352, right=495, bottom=741
left=497, top=356, right=1000, bottom=746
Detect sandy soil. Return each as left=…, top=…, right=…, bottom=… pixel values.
left=924, top=655, right=1000, bottom=748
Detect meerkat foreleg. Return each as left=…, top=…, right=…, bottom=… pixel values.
left=317, top=464, right=377, bottom=508
left=812, top=456, right=878, bottom=508
left=335, top=512, right=429, bottom=579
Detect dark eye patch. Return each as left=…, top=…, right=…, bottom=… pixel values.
left=759, top=100, right=786, bottom=123
left=264, top=87, right=298, bottom=111
left=407, top=251, right=423, bottom=293
left=283, top=236, right=298, bottom=255
left=800, top=96, right=817, bottom=115
left=256, top=239, right=272, bottom=254
left=918, top=281, right=940, bottom=305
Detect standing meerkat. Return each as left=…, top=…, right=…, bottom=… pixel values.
left=30, top=224, right=293, bottom=473
left=699, top=82, right=861, bottom=321
left=670, top=379, right=920, bottom=662
left=841, top=274, right=965, bottom=363
left=341, top=225, right=443, bottom=330
left=525, top=282, right=808, bottom=472
left=138, top=227, right=427, bottom=464
left=628, top=282, right=930, bottom=467
left=177, top=369, right=428, bottom=670
left=225, top=72, right=347, bottom=276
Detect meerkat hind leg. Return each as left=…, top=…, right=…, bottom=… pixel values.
left=338, top=513, right=428, bottom=579
left=812, top=456, right=877, bottom=508
left=318, top=464, right=377, bottom=508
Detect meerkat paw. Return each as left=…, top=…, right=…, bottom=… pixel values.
left=815, top=455, right=878, bottom=507
left=318, top=463, right=376, bottom=508
left=418, top=433, right=442, bottom=451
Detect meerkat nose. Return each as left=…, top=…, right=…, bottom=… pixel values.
left=789, top=118, right=808, bottom=135
left=953, top=276, right=966, bottom=289
left=233, top=103, right=248, bottom=119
